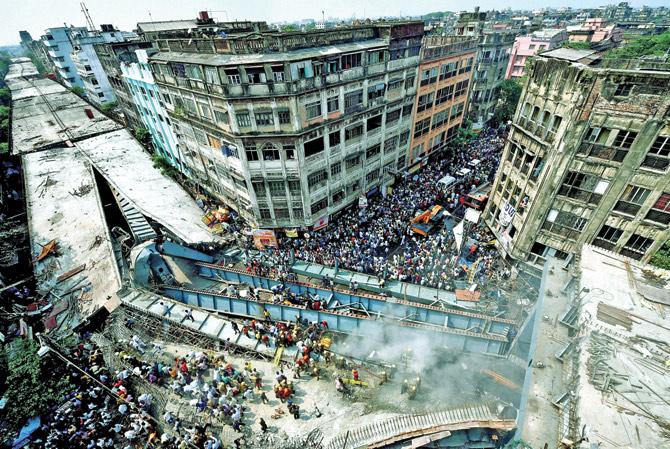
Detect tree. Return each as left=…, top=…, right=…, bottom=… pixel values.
left=493, top=79, right=522, bottom=125
left=562, top=41, right=591, bottom=50
left=100, top=101, right=117, bottom=114
left=605, top=31, right=670, bottom=60
left=0, top=142, right=8, bottom=154
left=152, top=153, right=180, bottom=179
left=69, top=86, right=85, bottom=96
left=134, top=127, right=151, bottom=143
left=281, top=24, right=299, bottom=32
left=0, top=87, right=10, bottom=106
left=3, top=340, right=72, bottom=428
left=650, top=241, right=670, bottom=270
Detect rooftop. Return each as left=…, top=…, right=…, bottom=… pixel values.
left=150, top=38, right=388, bottom=65
left=541, top=47, right=600, bottom=63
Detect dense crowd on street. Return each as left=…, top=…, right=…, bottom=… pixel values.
left=259, top=127, right=508, bottom=289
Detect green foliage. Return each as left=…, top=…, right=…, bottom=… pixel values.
left=69, top=86, right=85, bottom=96
left=99, top=101, right=117, bottom=113
left=493, top=79, right=523, bottom=125
left=173, top=106, right=186, bottom=117
left=650, top=241, right=670, bottom=270
left=605, top=31, right=670, bottom=60
left=151, top=153, right=180, bottom=179
left=0, top=142, right=8, bottom=154
left=562, top=41, right=591, bottom=50
left=0, top=105, right=8, bottom=120
left=0, top=87, right=10, bottom=106
left=3, top=340, right=72, bottom=428
left=281, top=24, right=299, bottom=32
left=134, top=126, right=150, bottom=143
left=0, top=51, right=10, bottom=88
left=25, top=51, right=47, bottom=75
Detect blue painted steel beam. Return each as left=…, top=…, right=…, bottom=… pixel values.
left=195, top=262, right=515, bottom=338
left=160, top=285, right=508, bottom=356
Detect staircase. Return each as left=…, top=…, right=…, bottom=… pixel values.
left=325, top=403, right=502, bottom=449
left=110, top=185, right=157, bottom=243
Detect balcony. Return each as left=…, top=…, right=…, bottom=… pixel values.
left=557, top=186, right=602, bottom=205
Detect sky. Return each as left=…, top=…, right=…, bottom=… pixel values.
left=2, top=0, right=668, bottom=45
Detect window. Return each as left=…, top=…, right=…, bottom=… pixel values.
left=329, top=131, right=341, bottom=147
left=585, top=127, right=610, bottom=144
left=227, top=73, right=241, bottom=85
left=198, top=102, right=212, bottom=119
left=278, top=109, right=291, bottom=124
left=346, top=154, right=361, bottom=169
left=345, top=124, right=364, bottom=142
left=614, top=185, right=650, bottom=215
left=306, top=101, right=322, bottom=120
left=417, top=93, right=434, bottom=113
left=253, top=181, right=266, bottom=198
left=341, top=53, right=362, bottom=69
left=237, top=112, right=251, bottom=127
left=368, top=50, right=385, bottom=64
left=91, top=78, right=98, bottom=85
left=420, top=67, right=438, bottom=86
left=386, top=109, right=401, bottom=125
left=433, top=111, right=450, bottom=131
left=331, top=162, right=342, bottom=177
left=185, top=64, right=203, bottom=80
left=204, top=66, right=219, bottom=84
left=327, top=96, right=339, bottom=113
left=272, top=68, right=284, bottom=82
left=366, top=144, right=381, bottom=160
left=439, top=62, right=457, bottom=80
left=397, top=155, right=406, bottom=169
left=285, top=145, right=296, bottom=160
left=454, top=80, right=469, bottom=97
left=542, top=210, right=588, bottom=239
left=310, top=198, right=328, bottom=214
left=413, top=118, right=431, bottom=138
left=642, top=135, right=670, bottom=171
left=621, top=234, right=653, bottom=260
left=308, top=170, right=328, bottom=190
left=388, top=79, right=403, bottom=90
left=326, top=59, right=339, bottom=73
left=366, top=168, right=380, bottom=183
left=384, top=135, right=398, bottom=152
left=293, top=207, right=304, bottom=219
left=288, top=179, right=300, bottom=195
left=267, top=181, right=285, bottom=196
left=367, top=115, right=383, bottom=133
left=259, top=208, right=272, bottom=220
left=304, top=137, right=325, bottom=158
left=557, top=171, right=607, bottom=205
left=246, top=68, right=265, bottom=84
left=214, top=109, right=229, bottom=124
left=262, top=145, right=280, bottom=161
left=332, top=189, right=345, bottom=204
left=255, top=112, right=274, bottom=126
left=274, top=208, right=290, bottom=219
left=368, top=83, right=386, bottom=102
left=612, top=130, right=637, bottom=149
left=614, top=83, right=632, bottom=96
left=593, top=225, right=623, bottom=251
left=450, top=103, right=464, bottom=120
left=245, top=148, right=259, bottom=161
left=207, top=135, right=221, bottom=149
left=399, top=131, right=410, bottom=146
left=344, top=90, right=363, bottom=113
left=435, top=86, right=454, bottom=105
left=646, top=192, right=670, bottom=224
left=404, top=76, right=415, bottom=90
left=402, top=104, right=413, bottom=117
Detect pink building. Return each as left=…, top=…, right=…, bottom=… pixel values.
left=505, top=29, right=568, bottom=79
left=567, top=18, right=622, bottom=43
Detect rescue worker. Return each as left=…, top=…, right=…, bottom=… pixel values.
left=352, top=369, right=359, bottom=381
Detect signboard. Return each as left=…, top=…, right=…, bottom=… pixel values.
left=284, top=228, right=298, bottom=238
left=464, top=208, right=481, bottom=224
left=455, top=289, right=482, bottom=302
left=313, top=215, right=329, bottom=231
left=499, top=202, right=516, bottom=227
left=358, top=196, right=368, bottom=209
left=252, top=229, right=278, bottom=250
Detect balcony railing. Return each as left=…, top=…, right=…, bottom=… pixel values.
left=557, top=186, right=602, bottom=205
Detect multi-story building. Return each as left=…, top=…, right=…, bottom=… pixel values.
left=455, top=10, right=517, bottom=128
left=121, top=48, right=184, bottom=171
left=408, top=36, right=478, bottom=170
left=94, top=40, right=154, bottom=128
left=484, top=55, right=670, bottom=266
left=19, top=30, right=53, bottom=73
left=147, top=20, right=424, bottom=227
left=505, top=29, right=567, bottom=79
left=41, top=26, right=88, bottom=88
left=70, top=25, right=127, bottom=106
left=566, top=18, right=622, bottom=46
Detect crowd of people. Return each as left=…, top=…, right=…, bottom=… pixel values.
left=261, top=128, right=508, bottom=289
